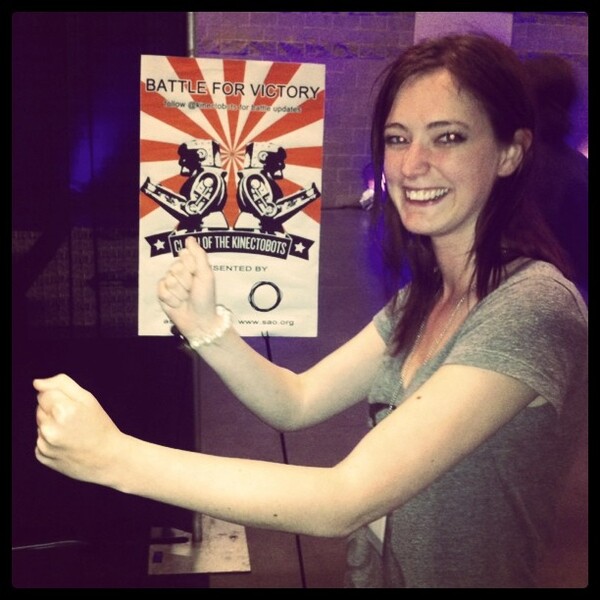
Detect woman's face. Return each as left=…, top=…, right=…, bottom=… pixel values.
left=383, top=68, right=516, bottom=247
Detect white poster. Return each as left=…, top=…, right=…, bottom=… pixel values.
left=138, top=55, right=325, bottom=337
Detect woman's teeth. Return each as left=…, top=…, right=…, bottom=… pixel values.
left=405, top=188, right=449, bottom=202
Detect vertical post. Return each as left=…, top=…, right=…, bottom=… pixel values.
left=186, top=12, right=195, bottom=58
left=187, top=10, right=200, bottom=543
left=191, top=353, right=203, bottom=543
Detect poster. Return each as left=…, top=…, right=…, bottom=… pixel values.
left=138, top=55, right=325, bottom=337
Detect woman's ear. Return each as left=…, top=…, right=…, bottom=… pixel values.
left=497, top=128, right=533, bottom=177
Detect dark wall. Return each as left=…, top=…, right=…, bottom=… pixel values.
left=13, top=12, right=190, bottom=229
left=12, top=12, right=189, bottom=338
left=11, top=12, right=205, bottom=587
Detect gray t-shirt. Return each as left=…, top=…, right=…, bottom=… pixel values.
left=347, top=261, right=588, bottom=588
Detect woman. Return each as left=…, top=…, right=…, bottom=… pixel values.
left=34, top=33, right=587, bottom=588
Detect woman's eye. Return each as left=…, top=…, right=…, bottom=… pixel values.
left=384, top=134, right=408, bottom=146
left=438, top=131, right=466, bottom=144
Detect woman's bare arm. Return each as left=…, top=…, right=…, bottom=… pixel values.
left=34, top=364, right=537, bottom=537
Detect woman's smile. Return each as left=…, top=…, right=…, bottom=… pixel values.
left=404, top=187, right=451, bottom=203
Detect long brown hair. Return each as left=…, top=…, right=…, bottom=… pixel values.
left=369, top=33, right=572, bottom=355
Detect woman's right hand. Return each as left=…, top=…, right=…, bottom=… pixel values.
left=34, top=374, right=124, bottom=486
left=157, top=236, right=221, bottom=340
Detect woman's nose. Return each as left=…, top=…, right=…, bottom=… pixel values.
left=401, top=141, right=430, bottom=178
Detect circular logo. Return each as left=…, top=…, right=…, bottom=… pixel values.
left=248, top=281, right=282, bottom=312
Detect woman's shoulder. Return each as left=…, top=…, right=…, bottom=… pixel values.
left=505, top=258, right=562, bottom=281
left=503, top=259, right=582, bottom=294
left=484, top=259, right=587, bottom=319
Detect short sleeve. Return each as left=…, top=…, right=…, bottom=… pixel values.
left=446, top=268, right=588, bottom=413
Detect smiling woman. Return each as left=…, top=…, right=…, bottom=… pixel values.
left=382, top=68, right=527, bottom=243
left=33, top=33, right=587, bottom=589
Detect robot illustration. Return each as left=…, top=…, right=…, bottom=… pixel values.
left=141, top=139, right=228, bottom=231
left=235, top=142, right=320, bottom=234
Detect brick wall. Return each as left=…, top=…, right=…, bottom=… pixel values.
left=193, top=11, right=588, bottom=208
left=13, top=12, right=588, bottom=335
left=513, top=12, right=588, bottom=152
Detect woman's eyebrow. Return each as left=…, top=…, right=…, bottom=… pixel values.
left=427, top=119, right=470, bottom=130
left=384, top=122, right=407, bottom=131
left=384, top=119, right=471, bottom=131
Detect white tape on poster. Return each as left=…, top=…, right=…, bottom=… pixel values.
left=138, top=55, right=325, bottom=337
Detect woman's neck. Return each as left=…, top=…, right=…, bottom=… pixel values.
left=434, top=248, right=475, bottom=302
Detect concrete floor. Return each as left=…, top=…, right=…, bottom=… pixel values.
left=12, top=208, right=587, bottom=588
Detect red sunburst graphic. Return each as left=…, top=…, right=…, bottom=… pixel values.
left=139, top=56, right=324, bottom=226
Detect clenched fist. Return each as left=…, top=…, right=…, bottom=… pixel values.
left=157, top=236, right=222, bottom=341
left=34, top=374, right=124, bottom=486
